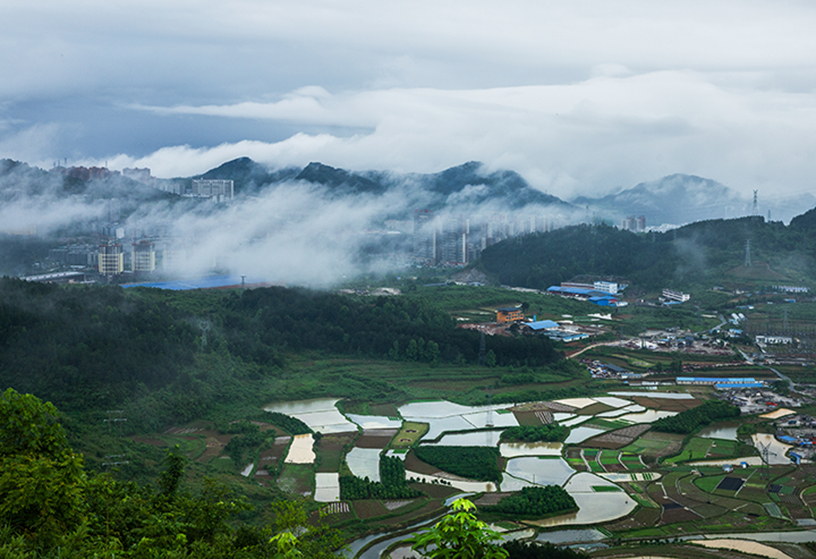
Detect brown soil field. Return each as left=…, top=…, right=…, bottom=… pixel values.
left=512, top=410, right=547, bottom=426
left=583, top=424, right=651, bottom=449
left=577, top=402, right=615, bottom=415
left=197, top=432, right=233, bottom=463
left=661, top=506, right=701, bottom=524
left=403, top=451, right=440, bottom=476
left=352, top=500, right=389, bottom=519
left=409, top=482, right=460, bottom=499
left=632, top=397, right=701, bottom=412
left=474, top=492, right=512, bottom=507
left=511, top=401, right=576, bottom=413
left=357, top=429, right=398, bottom=449
left=377, top=499, right=446, bottom=526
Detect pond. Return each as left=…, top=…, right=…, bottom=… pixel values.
left=698, top=421, right=740, bottom=441
left=264, top=398, right=357, bottom=433
left=535, top=528, right=607, bottom=544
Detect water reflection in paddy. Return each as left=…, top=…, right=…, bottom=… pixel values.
left=529, top=473, right=635, bottom=527
left=346, top=413, right=402, bottom=430
left=500, top=442, right=563, bottom=458
left=504, top=457, right=574, bottom=486
left=314, top=473, right=339, bottom=502
left=425, top=430, right=504, bottom=447
left=565, top=426, right=605, bottom=444
left=561, top=416, right=590, bottom=427
left=345, top=447, right=382, bottom=481
left=616, top=409, right=677, bottom=424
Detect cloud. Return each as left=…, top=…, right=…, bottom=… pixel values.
left=97, top=70, right=816, bottom=202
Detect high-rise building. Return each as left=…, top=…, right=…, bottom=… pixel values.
left=190, top=179, right=234, bottom=202
left=132, top=240, right=156, bottom=272
left=98, top=244, right=124, bottom=276
left=413, top=209, right=437, bottom=264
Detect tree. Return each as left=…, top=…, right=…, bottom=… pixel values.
left=0, top=389, right=85, bottom=546
left=409, top=498, right=508, bottom=559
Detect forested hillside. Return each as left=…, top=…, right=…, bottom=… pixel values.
left=0, top=279, right=562, bottom=428
left=479, top=215, right=816, bottom=291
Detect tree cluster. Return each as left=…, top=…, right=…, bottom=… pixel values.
left=651, top=400, right=741, bottom=435
left=339, top=456, right=422, bottom=500
left=413, top=446, right=502, bottom=483
left=485, top=486, right=576, bottom=518
left=0, top=389, right=344, bottom=558
left=499, top=424, right=569, bottom=443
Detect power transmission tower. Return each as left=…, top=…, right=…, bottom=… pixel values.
left=752, top=190, right=758, bottom=216
left=485, top=393, right=493, bottom=428
left=745, top=239, right=752, bottom=267
left=757, top=441, right=775, bottom=480
left=478, top=331, right=486, bottom=365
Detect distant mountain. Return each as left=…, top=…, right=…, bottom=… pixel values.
left=572, top=174, right=748, bottom=227
left=193, top=158, right=573, bottom=213
left=195, top=157, right=299, bottom=194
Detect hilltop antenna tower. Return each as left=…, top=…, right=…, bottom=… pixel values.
left=744, top=239, right=752, bottom=267
left=752, top=190, right=759, bottom=216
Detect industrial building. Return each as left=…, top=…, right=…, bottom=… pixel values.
left=662, top=288, right=690, bottom=302
left=547, top=286, right=621, bottom=307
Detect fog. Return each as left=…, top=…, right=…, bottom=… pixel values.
left=0, top=159, right=583, bottom=285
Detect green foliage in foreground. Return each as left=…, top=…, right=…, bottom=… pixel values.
left=499, top=424, right=569, bottom=443
left=414, top=446, right=502, bottom=483
left=485, top=486, right=576, bottom=518
left=652, top=400, right=741, bottom=435
left=409, top=499, right=508, bottom=559
left=0, top=388, right=345, bottom=559
left=339, top=456, right=422, bottom=500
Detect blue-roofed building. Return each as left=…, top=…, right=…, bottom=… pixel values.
left=677, top=377, right=758, bottom=385
left=715, top=382, right=764, bottom=390
left=123, top=275, right=271, bottom=291
left=524, top=320, right=560, bottom=331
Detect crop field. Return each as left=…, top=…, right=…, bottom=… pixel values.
left=621, top=432, right=684, bottom=459
left=315, top=432, right=357, bottom=472
left=277, top=463, right=314, bottom=496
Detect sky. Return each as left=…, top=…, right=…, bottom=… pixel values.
left=2, top=0, right=816, bottom=200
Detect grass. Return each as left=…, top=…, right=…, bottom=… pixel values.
left=277, top=463, right=314, bottom=496
left=592, top=485, right=622, bottom=492
left=389, top=422, right=428, bottom=449
left=694, top=474, right=726, bottom=493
